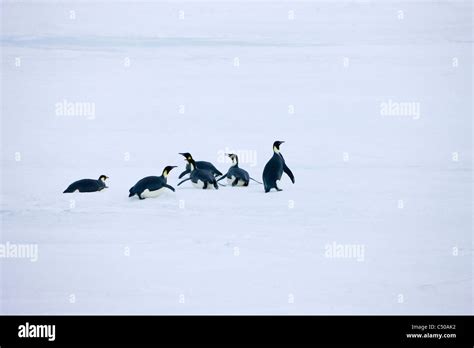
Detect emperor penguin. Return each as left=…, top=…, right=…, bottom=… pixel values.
left=217, top=153, right=262, bottom=186
left=177, top=155, right=219, bottom=189
left=63, top=175, right=109, bottom=193
left=262, top=141, right=295, bottom=193
left=178, top=153, right=222, bottom=178
left=129, top=166, right=177, bottom=200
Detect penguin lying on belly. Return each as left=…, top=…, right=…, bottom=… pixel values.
left=63, top=175, right=109, bottom=193
left=129, top=166, right=177, bottom=200
left=217, top=153, right=262, bottom=186
left=178, top=153, right=222, bottom=178
left=262, top=141, right=295, bottom=193
left=177, top=155, right=219, bottom=190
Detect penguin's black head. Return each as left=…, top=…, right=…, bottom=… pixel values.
left=162, top=166, right=177, bottom=177
left=273, top=141, right=285, bottom=151
left=99, top=175, right=109, bottom=182
left=226, top=153, right=238, bottom=164
left=179, top=152, right=193, bottom=162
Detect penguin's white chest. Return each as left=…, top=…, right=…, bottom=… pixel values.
left=141, top=187, right=166, bottom=198
left=192, top=180, right=215, bottom=189
left=227, top=176, right=246, bottom=186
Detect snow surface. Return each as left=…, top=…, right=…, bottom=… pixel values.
left=0, top=0, right=472, bottom=314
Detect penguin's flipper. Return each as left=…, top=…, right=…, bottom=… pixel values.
left=213, top=169, right=223, bottom=177
left=216, top=173, right=228, bottom=182
left=163, top=184, right=175, bottom=192
left=283, top=164, right=295, bottom=184
left=232, top=178, right=239, bottom=186
left=249, top=177, right=263, bottom=184
left=178, top=169, right=190, bottom=179
left=177, top=178, right=191, bottom=186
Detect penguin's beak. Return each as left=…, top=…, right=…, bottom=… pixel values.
left=179, top=153, right=190, bottom=161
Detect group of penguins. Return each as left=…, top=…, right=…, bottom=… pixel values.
left=63, top=141, right=295, bottom=199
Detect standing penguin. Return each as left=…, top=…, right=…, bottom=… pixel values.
left=217, top=154, right=262, bottom=186
left=63, top=175, right=109, bottom=193
left=177, top=155, right=219, bottom=190
left=129, top=166, right=177, bottom=200
left=178, top=153, right=222, bottom=178
left=262, top=141, right=295, bottom=193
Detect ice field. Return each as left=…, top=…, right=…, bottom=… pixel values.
left=0, top=0, right=472, bottom=314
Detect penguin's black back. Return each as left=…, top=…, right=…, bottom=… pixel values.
left=179, top=160, right=222, bottom=179
left=190, top=168, right=216, bottom=184
left=186, top=161, right=221, bottom=175
left=129, top=176, right=165, bottom=196
left=63, top=179, right=105, bottom=193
